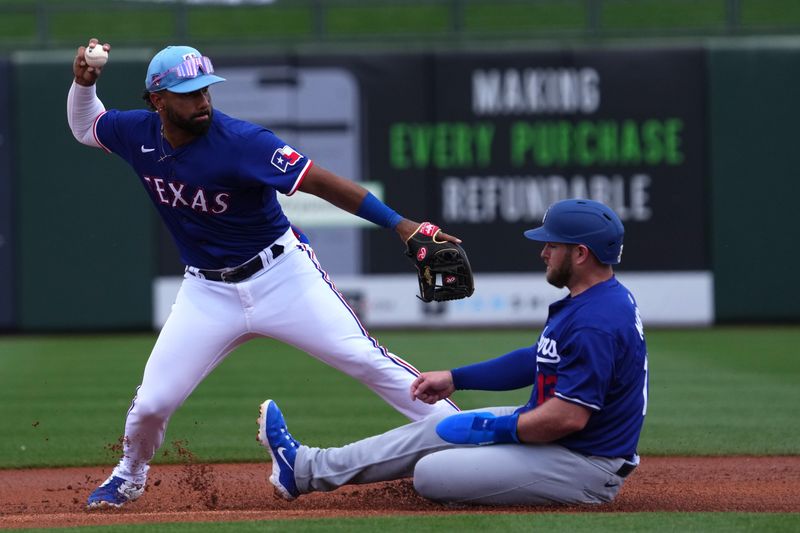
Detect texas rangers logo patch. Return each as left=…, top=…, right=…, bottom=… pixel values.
left=271, top=145, right=304, bottom=173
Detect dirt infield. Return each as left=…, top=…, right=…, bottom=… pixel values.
left=2, top=457, right=799, bottom=529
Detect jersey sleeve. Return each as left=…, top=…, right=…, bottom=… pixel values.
left=94, top=109, right=147, bottom=161
left=239, top=130, right=313, bottom=196
left=554, top=327, right=616, bottom=411
left=451, top=346, right=537, bottom=391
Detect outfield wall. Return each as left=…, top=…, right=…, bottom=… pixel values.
left=11, top=50, right=156, bottom=331
left=3, top=43, right=798, bottom=331
left=709, top=45, right=800, bottom=322
left=0, top=59, right=13, bottom=329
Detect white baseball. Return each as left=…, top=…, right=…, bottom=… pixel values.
left=84, top=45, right=108, bottom=68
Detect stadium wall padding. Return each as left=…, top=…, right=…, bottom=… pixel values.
left=13, top=53, right=155, bottom=331
left=0, top=59, right=13, bottom=329
left=5, top=45, right=800, bottom=331
left=708, top=46, right=800, bottom=322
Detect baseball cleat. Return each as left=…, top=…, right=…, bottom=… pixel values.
left=86, top=475, right=144, bottom=509
left=257, top=399, right=300, bottom=500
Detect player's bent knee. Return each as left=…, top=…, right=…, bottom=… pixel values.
left=412, top=454, right=452, bottom=502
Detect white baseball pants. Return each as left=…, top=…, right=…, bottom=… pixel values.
left=111, top=229, right=458, bottom=484
left=295, top=406, right=630, bottom=506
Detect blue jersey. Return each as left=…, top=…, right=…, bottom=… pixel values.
left=519, top=277, right=648, bottom=458
left=94, top=109, right=313, bottom=269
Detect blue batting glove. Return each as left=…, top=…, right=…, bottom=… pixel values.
left=435, top=412, right=520, bottom=445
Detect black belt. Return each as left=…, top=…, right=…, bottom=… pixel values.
left=194, top=244, right=284, bottom=283
left=615, top=460, right=637, bottom=478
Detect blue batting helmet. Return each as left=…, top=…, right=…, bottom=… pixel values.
left=524, top=199, right=625, bottom=264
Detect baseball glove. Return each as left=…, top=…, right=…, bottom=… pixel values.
left=405, top=222, right=475, bottom=302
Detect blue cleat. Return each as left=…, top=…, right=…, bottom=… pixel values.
left=257, top=399, right=300, bottom=500
left=86, top=475, right=144, bottom=509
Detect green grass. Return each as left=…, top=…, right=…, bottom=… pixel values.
left=9, top=513, right=800, bottom=532
left=1, top=327, right=799, bottom=470
left=0, top=331, right=530, bottom=469
left=1, top=328, right=799, bottom=531
left=642, top=327, right=800, bottom=455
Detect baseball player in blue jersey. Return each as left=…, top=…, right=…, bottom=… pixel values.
left=68, top=39, right=460, bottom=509
left=258, top=198, right=648, bottom=506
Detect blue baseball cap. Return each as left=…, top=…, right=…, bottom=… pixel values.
left=145, top=45, right=226, bottom=93
left=524, top=199, right=625, bottom=264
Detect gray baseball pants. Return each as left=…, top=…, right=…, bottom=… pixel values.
left=293, top=406, right=634, bottom=505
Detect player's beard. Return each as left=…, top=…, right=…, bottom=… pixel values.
left=168, top=106, right=213, bottom=136
left=546, top=253, right=574, bottom=289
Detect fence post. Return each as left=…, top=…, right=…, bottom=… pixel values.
left=452, top=0, right=465, bottom=40
left=36, top=0, right=50, bottom=48
left=312, top=0, right=326, bottom=42
left=587, top=0, right=602, bottom=37
left=175, top=0, right=189, bottom=42
left=726, top=0, right=741, bottom=34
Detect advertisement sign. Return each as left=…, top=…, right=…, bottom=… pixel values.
left=154, top=271, right=712, bottom=329
left=332, top=272, right=713, bottom=328
left=366, top=49, right=708, bottom=273
left=368, top=50, right=709, bottom=272
left=154, top=49, right=712, bottom=328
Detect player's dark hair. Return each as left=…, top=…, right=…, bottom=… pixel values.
left=142, top=90, right=156, bottom=111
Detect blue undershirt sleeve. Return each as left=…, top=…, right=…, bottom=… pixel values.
left=451, top=346, right=537, bottom=391
left=354, top=192, right=403, bottom=228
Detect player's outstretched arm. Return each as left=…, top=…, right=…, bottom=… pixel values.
left=297, top=165, right=367, bottom=211
left=410, top=370, right=456, bottom=403
left=297, top=165, right=461, bottom=244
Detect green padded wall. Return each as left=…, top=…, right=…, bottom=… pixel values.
left=9, top=44, right=800, bottom=329
left=15, top=50, right=156, bottom=330
left=709, top=45, right=800, bottom=322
